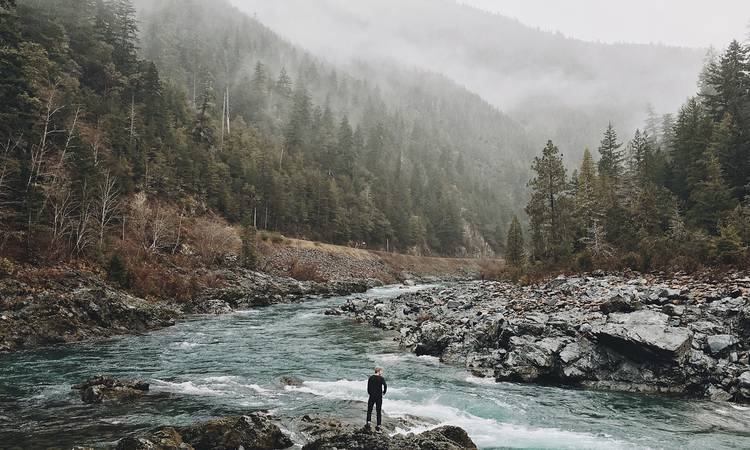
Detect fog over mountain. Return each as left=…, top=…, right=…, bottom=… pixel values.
left=229, top=0, right=708, bottom=159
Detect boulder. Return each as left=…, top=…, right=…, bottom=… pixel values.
left=593, top=310, right=692, bottom=363
left=72, top=376, right=149, bottom=404
left=414, top=322, right=450, bottom=356
left=116, top=428, right=192, bottom=450
left=736, top=371, right=750, bottom=402
left=600, top=294, right=641, bottom=315
left=177, top=414, right=293, bottom=450
left=705, top=334, right=738, bottom=355
left=301, top=424, right=476, bottom=450
left=114, top=415, right=291, bottom=450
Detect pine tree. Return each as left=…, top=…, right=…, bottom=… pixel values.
left=670, top=98, right=713, bottom=201
left=660, top=113, right=676, bottom=154
left=192, top=78, right=216, bottom=146
left=597, top=123, right=624, bottom=182
left=701, top=40, right=750, bottom=198
left=688, top=150, right=735, bottom=233
left=275, top=67, right=292, bottom=99
left=628, top=129, right=653, bottom=180
left=644, top=104, right=661, bottom=148
left=702, top=40, right=749, bottom=122
left=109, top=0, right=138, bottom=75
left=505, top=215, right=524, bottom=266
left=574, top=149, right=601, bottom=237
left=525, top=140, right=572, bottom=262
left=285, top=81, right=312, bottom=155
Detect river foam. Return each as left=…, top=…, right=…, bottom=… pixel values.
left=288, top=379, right=640, bottom=449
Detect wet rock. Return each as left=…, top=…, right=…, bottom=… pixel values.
left=72, top=376, right=149, bottom=404
left=113, top=415, right=291, bottom=450
left=279, top=376, right=304, bottom=387
left=301, top=423, right=476, bottom=450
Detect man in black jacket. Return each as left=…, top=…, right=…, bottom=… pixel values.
left=366, top=367, right=387, bottom=431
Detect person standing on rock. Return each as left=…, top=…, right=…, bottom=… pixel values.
left=366, top=367, right=387, bottom=431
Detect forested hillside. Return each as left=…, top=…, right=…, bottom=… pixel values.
left=510, top=40, right=750, bottom=271
left=0, top=0, right=532, bottom=269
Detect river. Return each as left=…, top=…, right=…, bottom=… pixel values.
left=1, top=284, right=749, bottom=449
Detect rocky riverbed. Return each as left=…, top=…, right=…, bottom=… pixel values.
left=336, top=271, right=750, bottom=403
left=0, top=267, right=377, bottom=353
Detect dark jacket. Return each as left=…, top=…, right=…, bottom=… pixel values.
left=367, top=374, right=387, bottom=398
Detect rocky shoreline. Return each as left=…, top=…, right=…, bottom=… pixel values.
left=0, top=267, right=378, bottom=353
left=336, top=271, right=750, bottom=403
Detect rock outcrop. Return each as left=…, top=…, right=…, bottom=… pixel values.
left=339, top=272, right=750, bottom=402
left=297, top=416, right=476, bottom=450
left=0, top=271, right=179, bottom=353
left=115, top=414, right=293, bottom=450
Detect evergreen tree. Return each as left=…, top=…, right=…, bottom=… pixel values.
left=688, top=150, right=735, bottom=233
left=192, top=78, right=216, bottom=146
left=275, top=67, right=292, bottom=98
left=505, top=215, right=524, bottom=266
left=670, top=98, right=713, bottom=201
left=525, top=140, right=572, bottom=263
left=285, top=80, right=312, bottom=155
left=597, top=123, right=624, bottom=182
left=109, top=0, right=138, bottom=75
left=627, top=129, right=653, bottom=181
left=701, top=40, right=750, bottom=197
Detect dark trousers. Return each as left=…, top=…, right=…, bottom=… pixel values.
left=367, top=395, right=383, bottom=425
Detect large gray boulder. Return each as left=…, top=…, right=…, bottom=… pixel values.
left=593, top=310, right=692, bottom=363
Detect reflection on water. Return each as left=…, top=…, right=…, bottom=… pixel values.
left=1, top=284, right=749, bottom=449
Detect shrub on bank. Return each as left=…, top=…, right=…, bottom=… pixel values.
left=288, top=259, right=325, bottom=282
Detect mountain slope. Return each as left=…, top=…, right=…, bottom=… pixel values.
left=229, top=0, right=705, bottom=162
left=135, top=0, right=534, bottom=255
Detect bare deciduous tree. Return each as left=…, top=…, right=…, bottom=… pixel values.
left=95, top=170, right=119, bottom=248
left=70, top=180, right=94, bottom=256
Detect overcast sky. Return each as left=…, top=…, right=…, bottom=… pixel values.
left=459, top=0, right=750, bottom=48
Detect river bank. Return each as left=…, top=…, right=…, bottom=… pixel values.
left=0, top=237, right=483, bottom=353
left=337, top=271, right=750, bottom=403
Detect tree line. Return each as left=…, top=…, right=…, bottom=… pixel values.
left=508, top=40, right=750, bottom=271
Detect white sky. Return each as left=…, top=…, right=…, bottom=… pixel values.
left=458, top=0, right=750, bottom=48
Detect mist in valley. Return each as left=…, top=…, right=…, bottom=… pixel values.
left=227, top=0, right=727, bottom=159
